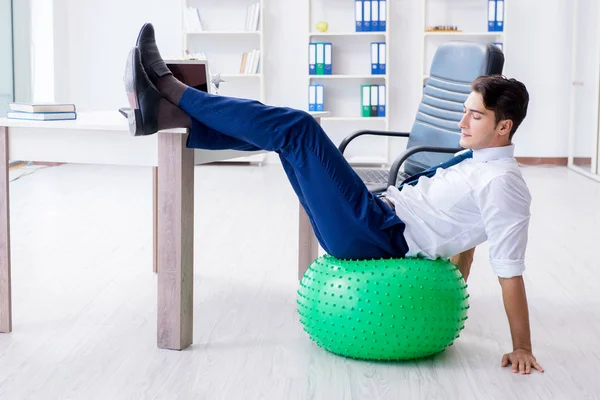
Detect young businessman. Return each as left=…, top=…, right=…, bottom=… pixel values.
left=124, top=23, right=543, bottom=374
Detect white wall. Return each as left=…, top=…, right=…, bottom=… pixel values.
left=30, top=0, right=55, bottom=102
left=502, top=0, right=574, bottom=158
left=0, top=0, right=14, bottom=109
left=39, top=0, right=574, bottom=159
left=53, top=0, right=182, bottom=110
left=13, top=0, right=32, bottom=102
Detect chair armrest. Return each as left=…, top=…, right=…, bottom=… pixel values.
left=338, top=130, right=410, bottom=154
left=387, top=145, right=463, bottom=186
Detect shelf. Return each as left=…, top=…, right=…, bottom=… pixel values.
left=310, top=111, right=332, bottom=119
left=322, top=117, right=387, bottom=121
left=220, top=74, right=262, bottom=78
left=186, top=31, right=261, bottom=36
left=309, top=74, right=387, bottom=80
left=309, top=32, right=388, bottom=37
left=424, top=31, right=504, bottom=37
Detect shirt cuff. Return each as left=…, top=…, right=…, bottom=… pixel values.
left=489, top=259, right=526, bottom=278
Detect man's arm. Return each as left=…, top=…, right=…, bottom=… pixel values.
left=450, top=248, right=475, bottom=282
left=475, top=175, right=543, bottom=372
left=498, top=275, right=544, bottom=374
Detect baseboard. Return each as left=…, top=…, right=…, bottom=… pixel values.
left=31, top=161, right=65, bottom=167
left=515, top=157, right=567, bottom=165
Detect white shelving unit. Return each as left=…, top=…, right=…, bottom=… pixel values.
left=420, top=0, right=506, bottom=80
left=308, top=0, right=391, bottom=166
left=182, top=0, right=267, bottom=164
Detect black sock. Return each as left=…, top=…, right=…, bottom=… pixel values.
left=157, top=98, right=191, bottom=130
left=156, top=75, right=188, bottom=106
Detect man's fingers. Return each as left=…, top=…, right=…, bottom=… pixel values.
left=532, top=361, right=545, bottom=373
left=525, top=361, right=531, bottom=374
left=519, top=360, right=526, bottom=374
left=501, top=354, right=509, bottom=367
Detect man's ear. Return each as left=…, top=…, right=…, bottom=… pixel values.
left=497, top=119, right=513, bottom=138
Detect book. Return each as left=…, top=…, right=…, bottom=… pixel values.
left=251, top=49, right=261, bottom=74
left=245, top=2, right=260, bottom=31
left=184, top=7, right=203, bottom=32
left=7, top=111, right=77, bottom=121
left=240, top=52, right=249, bottom=73
left=9, top=102, right=76, bottom=113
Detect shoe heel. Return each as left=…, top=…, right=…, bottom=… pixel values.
left=127, top=108, right=144, bottom=136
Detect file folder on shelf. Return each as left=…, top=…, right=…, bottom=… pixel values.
left=324, top=43, right=332, bottom=75
left=355, top=0, right=363, bottom=32
left=363, top=0, right=372, bottom=32
left=496, top=0, right=504, bottom=31
left=378, top=85, right=386, bottom=117
left=378, top=0, right=386, bottom=32
left=316, top=42, right=325, bottom=75
left=309, top=43, right=316, bottom=75
left=378, top=43, right=386, bottom=75
left=488, top=0, right=496, bottom=32
left=308, top=85, right=317, bottom=112
left=371, top=42, right=379, bottom=75
left=362, top=85, right=371, bottom=117
left=370, top=85, right=379, bottom=117
left=316, top=85, right=325, bottom=112
left=371, top=0, right=379, bottom=33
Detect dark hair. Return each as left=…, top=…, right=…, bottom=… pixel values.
left=471, top=75, right=529, bottom=140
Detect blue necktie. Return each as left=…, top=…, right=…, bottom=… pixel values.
left=399, top=150, right=473, bottom=188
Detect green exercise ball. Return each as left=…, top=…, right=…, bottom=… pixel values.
left=297, top=255, right=470, bottom=361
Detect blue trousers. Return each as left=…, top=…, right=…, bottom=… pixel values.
left=179, top=87, right=409, bottom=260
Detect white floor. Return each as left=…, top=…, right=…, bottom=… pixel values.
left=0, top=162, right=599, bottom=400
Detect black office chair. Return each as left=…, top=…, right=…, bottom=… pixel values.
left=341, top=41, right=505, bottom=193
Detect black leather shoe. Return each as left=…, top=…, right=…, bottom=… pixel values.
left=123, top=47, right=162, bottom=136
left=136, top=23, right=172, bottom=85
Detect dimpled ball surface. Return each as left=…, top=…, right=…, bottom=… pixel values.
left=297, top=255, right=470, bottom=361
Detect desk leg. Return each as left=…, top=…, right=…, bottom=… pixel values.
left=0, top=127, right=11, bottom=333
left=157, top=132, right=194, bottom=350
left=297, top=116, right=322, bottom=281
left=298, top=204, right=318, bottom=281
left=152, top=166, right=158, bottom=274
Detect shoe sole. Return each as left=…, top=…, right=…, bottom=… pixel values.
left=124, top=48, right=144, bottom=136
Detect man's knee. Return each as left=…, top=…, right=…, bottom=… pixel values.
left=278, top=109, right=321, bottom=149
left=288, top=109, right=318, bottom=134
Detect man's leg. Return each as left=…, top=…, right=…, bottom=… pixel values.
left=176, top=86, right=408, bottom=259
left=134, top=26, right=409, bottom=260
left=147, top=80, right=399, bottom=258
left=186, top=117, right=260, bottom=152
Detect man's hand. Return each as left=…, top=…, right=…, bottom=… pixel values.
left=501, top=348, right=544, bottom=374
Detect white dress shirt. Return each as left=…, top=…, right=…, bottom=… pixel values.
left=385, top=144, right=531, bottom=278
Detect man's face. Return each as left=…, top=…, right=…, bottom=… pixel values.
left=458, top=91, right=510, bottom=150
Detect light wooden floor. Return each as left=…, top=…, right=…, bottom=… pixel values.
left=0, top=162, right=599, bottom=400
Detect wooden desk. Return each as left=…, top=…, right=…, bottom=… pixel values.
left=0, top=110, right=328, bottom=350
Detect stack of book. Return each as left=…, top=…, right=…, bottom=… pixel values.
left=6, top=103, right=77, bottom=121
left=239, top=49, right=261, bottom=74
left=245, top=2, right=261, bottom=31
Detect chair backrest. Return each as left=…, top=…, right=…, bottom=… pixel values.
left=403, top=41, right=505, bottom=176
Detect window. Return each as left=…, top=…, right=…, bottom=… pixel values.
left=0, top=0, right=14, bottom=117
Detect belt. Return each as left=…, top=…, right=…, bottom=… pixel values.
left=379, top=195, right=395, bottom=211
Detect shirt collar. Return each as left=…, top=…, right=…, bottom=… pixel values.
left=472, top=144, right=515, bottom=162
